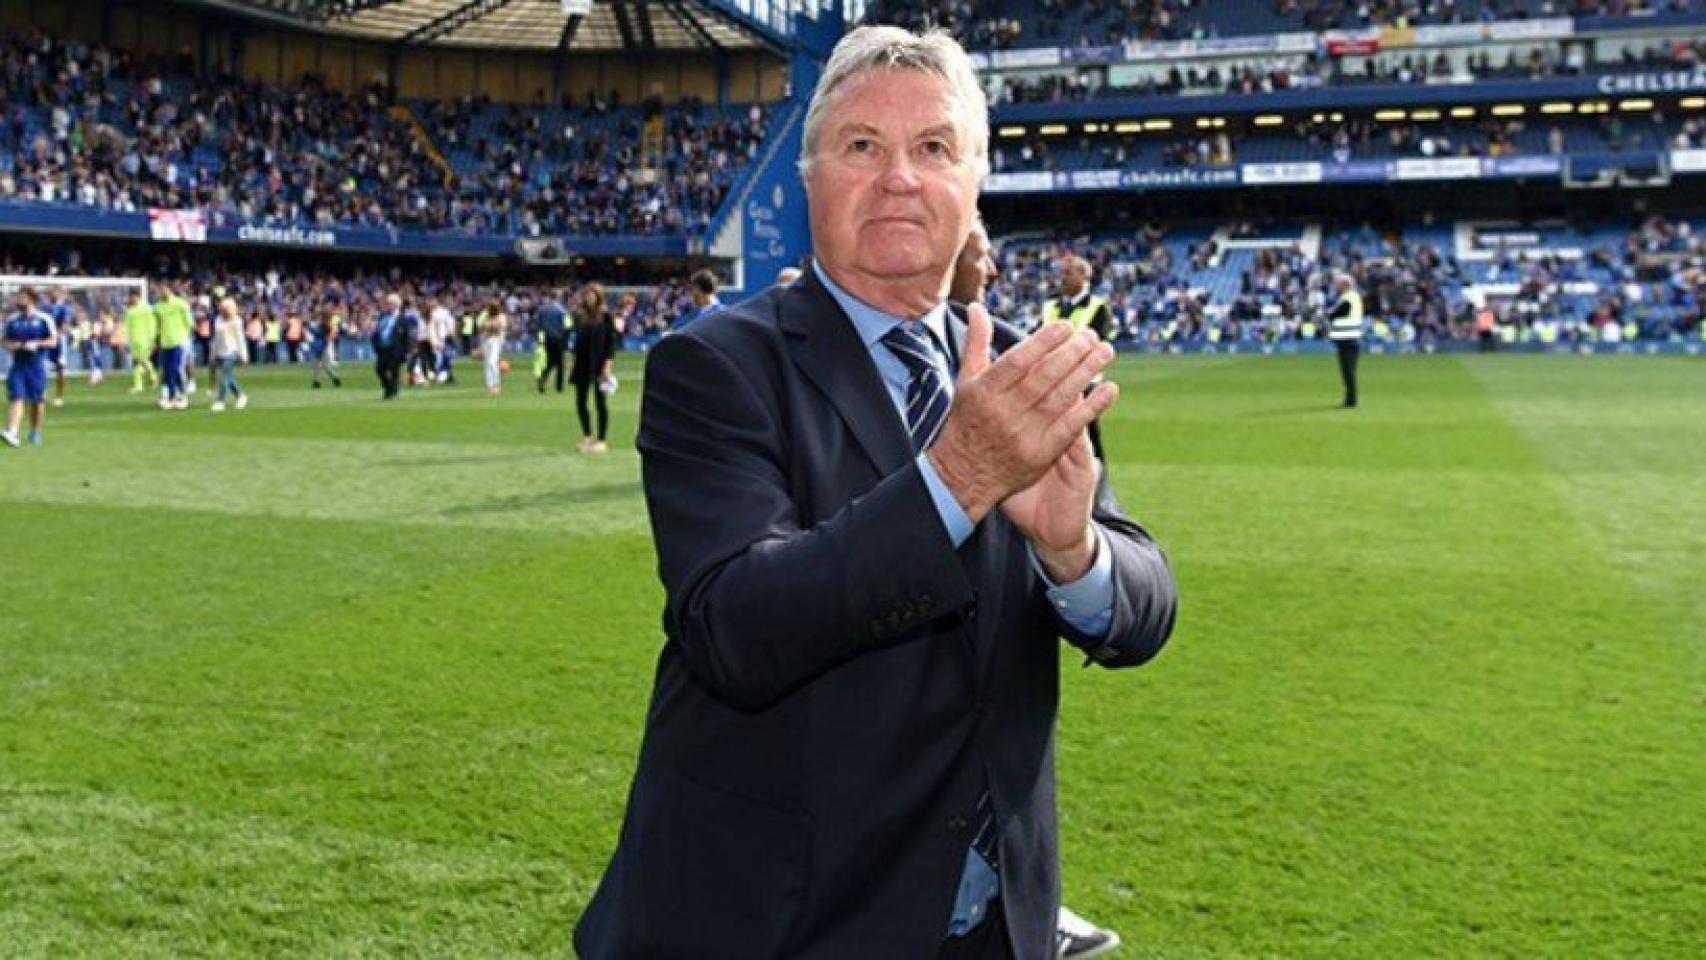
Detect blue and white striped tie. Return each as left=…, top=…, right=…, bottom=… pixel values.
left=883, top=320, right=999, bottom=872
left=880, top=321, right=951, bottom=452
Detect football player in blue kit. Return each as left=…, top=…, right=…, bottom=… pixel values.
left=3, top=289, right=57, bottom=447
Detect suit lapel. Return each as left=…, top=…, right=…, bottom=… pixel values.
left=781, top=270, right=914, bottom=478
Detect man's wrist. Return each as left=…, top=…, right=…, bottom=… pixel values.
left=1037, top=526, right=1098, bottom=584
left=926, top=443, right=995, bottom=523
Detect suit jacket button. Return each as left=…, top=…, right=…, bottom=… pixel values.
left=947, top=815, right=969, bottom=833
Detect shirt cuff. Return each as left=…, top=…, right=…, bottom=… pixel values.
left=1029, top=527, right=1115, bottom=639
left=917, top=452, right=974, bottom=548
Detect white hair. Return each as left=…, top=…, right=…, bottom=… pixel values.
left=797, top=25, right=989, bottom=182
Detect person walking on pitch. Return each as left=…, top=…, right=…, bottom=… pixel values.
left=123, top=287, right=159, bottom=395
left=3, top=289, right=56, bottom=446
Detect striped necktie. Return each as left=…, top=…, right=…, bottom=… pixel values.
left=882, top=320, right=999, bottom=872
left=880, top=320, right=951, bottom=452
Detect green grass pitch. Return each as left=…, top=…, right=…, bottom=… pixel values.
left=1, top=354, right=1702, bottom=957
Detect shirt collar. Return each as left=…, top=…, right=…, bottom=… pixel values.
left=813, top=260, right=949, bottom=355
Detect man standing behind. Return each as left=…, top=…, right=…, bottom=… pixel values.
left=123, top=287, right=158, bottom=395
left=371, top=294, right=407, bottom=400
left=673, top=269, right=724, bottom=331
left=951, top=221, right=1122, bottom=960
left=1042, top=255, right=1115, bottom=459
left=1327, top=272, right=1365, bottom=408
left=535, top=291, right=569, bottom=393
left=2, top=289, right=56, bottom=446
left=576, top=26, right=1176, bottom=960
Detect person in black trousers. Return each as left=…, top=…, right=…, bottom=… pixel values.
left=1326, top=272, right=1365, bottom=408
left=569, top=283, right=616, bottom=453
left=536, top=291, right=569, bottom=394
left=371, top=294, right=407, bottom=400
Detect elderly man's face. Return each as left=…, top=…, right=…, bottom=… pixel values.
left=807, top=69, right=979, bottom=298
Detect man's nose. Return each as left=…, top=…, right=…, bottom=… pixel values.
left=879, top=151, right=922, bottom=194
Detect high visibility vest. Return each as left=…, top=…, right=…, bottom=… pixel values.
left=1328, top=290, right=1364, bottom=341
left=1042, top=295, right=1109, bottom=338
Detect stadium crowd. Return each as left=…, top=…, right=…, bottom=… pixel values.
left=0, top=245, right=706, bottom=370
left=999, top=35, right=1706, bottom=104
left=6, top=209, right=1701, bottom=374
left=984, top=214, right=1706, bottom=346
left=0, top=30, right=769, bottom=237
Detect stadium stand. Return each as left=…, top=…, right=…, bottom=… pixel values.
left=869, top=0, right=1706, bottom=50
left=0, top=30, right=769, bottom=237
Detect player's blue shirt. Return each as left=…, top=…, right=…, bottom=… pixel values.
left=5, top=311, right=54, bottom=369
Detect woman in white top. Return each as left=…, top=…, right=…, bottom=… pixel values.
left=211, top=298, right=250, bottom=412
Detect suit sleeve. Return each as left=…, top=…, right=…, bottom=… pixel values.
left=1054, top=457, right=1178, bottom=669
left=638, top=332, right=977, bottom=711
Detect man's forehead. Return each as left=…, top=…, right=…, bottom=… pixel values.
left=829, top=70, right=960, bottom=131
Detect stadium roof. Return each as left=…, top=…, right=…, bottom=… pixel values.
left=183, top=0, right=775, bottom=52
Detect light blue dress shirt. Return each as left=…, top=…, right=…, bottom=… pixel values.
left=812, top=262, right=1116, bottom=937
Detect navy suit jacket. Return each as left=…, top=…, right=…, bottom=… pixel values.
left=574, top=270, right=1177, bottom=959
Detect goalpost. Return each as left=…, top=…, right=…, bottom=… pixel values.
left=0, top=275, right=151, bottom=380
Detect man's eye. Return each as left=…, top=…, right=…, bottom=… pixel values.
left=848, top=139, right=873, bottom=154
left=920, top=140, right=951, bottom=158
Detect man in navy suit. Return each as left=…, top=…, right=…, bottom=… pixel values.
left=576, top=25, right=1177, bottom=960
left=370, top=293, right=406, bottom=400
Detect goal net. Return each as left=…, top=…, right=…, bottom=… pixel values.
left=0, top=275, right=151, bottom=379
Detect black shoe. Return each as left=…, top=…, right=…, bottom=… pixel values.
left=333, top=378, right=342, bottom=388
left=312, top=380, right=322, bottom=389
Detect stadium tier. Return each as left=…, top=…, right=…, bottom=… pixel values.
left=868, top=0, right=1706, bottom=50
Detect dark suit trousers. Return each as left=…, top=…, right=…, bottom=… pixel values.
left=375, top=348, right=403, bottom=398
left=541, top=336, right=567, bottom=392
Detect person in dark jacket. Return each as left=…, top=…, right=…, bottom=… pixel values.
left=570, top=282, right=617, bottom=453
left=535, top=291, right=570, bottom=393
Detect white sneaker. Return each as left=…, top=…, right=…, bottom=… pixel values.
left=158, top=398, right=172, bottom=410
left=0, top=431, right=17, bottom=448
left=235, top=394, right=248, bottom=410
left=211, top=402, right=226, bottom=413
left=1057, top=907, right=1120, bottom=960
left=51, top=397, right=64, bottom=408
